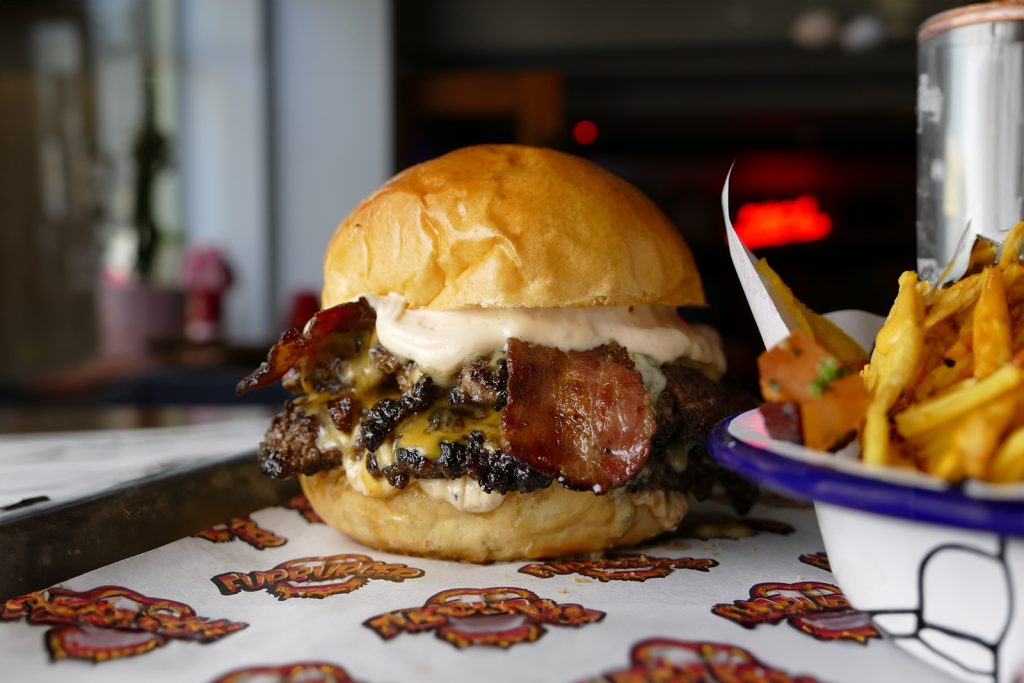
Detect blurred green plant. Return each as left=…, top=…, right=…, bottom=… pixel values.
left=131, top=63, right=169, bottom=280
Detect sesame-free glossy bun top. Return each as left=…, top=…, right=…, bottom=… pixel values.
left=322, top=144, right=704, bottom=309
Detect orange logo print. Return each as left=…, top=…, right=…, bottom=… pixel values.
left=519, top=554, right=717, bottom=582
left=1, top=585, right=247, bottom=662
left=364, top=586, right=604, bottom=649
left=212, top=554, right=424, bottom=600
left=283, top=495, right=324, bottom=524
left=799, top=552, right=831, bottom=572
left=213, top=661, right=354, bottom=683
left=712, top=582, right=878, bottom=644
left=584, top=638, right=821, bottom=683
left=195, top=516, right=288, bottom=550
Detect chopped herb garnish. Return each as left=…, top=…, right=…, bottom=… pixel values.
left=808, top=356, right=852, bottom=398
left=769, top=379, right=782, bottom=394
left=791, top=346, right=803, bottom=357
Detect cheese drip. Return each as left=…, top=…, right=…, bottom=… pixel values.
left=364, top=294, right=726, bottom=378
left=315, top=405, right=507, bottom=512
left=393, top=408, right=502, bottom=461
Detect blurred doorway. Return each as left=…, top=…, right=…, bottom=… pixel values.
left=0, top=2, right=97, bottom=382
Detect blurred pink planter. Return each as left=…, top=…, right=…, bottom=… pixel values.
left=96, top=280, right=185, bottom=358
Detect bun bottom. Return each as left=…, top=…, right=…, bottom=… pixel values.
left=299, top=469, right=687, bottom=562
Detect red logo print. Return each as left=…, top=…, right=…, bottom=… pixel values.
left=283, top=495, right=324, bottom=524
left=195, top=516, right=287, bottom=550
left=364, top=586, right=604, bottom=649
left=799, top=552, right=831, bottom=572
left=712, top=582, right=878, bottom=643
left=519, top=554, right=717, bottom=582
left=584, top=638, right=821, bottom=682
left=1, top=585, right=247, bottom=662
left=212, top=661, right=354, bottom=682
left=679, top=514, right=795, bottom=540
left=212, top=554, right=424, bottom=600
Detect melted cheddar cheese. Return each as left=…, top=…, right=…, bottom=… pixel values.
left=392, top=407, right=502, bottom=460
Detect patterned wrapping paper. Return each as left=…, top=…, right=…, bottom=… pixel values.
left=1, top=495, right=954, bottom=682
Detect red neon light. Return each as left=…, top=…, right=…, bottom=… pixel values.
left=734, top=195, right=832, bottom=249
left=572, top=120, right=599, bottom=145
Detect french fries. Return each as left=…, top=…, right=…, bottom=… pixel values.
left=990, top=426, right=1024, bottom=482
left=758, top=223, right=1024, bottom=484
left=893, top=365, right=1024, bottom=438
left=973, top=267, right=1012, bottom=377
left=858, top=228, right=1024, bottom=483
left=999, top=222, right=1024, bottom=268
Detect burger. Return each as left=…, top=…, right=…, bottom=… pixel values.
left=238, top=144, right=755, bottom=562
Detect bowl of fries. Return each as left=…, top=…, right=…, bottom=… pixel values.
left=712, top=224, right=1024, bottom=683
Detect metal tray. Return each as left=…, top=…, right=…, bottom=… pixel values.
left=0, top=451, right=298, bottom=600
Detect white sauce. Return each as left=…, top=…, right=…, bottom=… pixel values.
left=316, top=416, right=355, bottom=452
left=416, top=478, right=506, bottom=513
left=342, top=452, right=389, bottom=497
left=364, top=294, right=726, bottom=378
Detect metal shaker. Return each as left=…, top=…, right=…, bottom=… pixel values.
left=917, top=2, right=1024, bottom=281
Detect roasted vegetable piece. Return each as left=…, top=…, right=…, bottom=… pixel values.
left=800, top=373, right=871, bottom=451
left=758, top=330, right=869, bottom=451
left=758, top=330, right=835, bottom=403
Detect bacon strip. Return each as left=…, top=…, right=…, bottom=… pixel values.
left=502, top=339, right=655, bottom=492
left=236, top=299, right=376, bottom=395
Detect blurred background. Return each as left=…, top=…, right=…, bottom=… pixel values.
left=0, top=0, right=963, bottom=416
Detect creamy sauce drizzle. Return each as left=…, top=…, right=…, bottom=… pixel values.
left=364, top=294, right=726, bottom=377
left=416, top=478, right=505, bottom=513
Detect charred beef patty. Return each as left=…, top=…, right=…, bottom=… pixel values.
left=242, top=299, right=756, bottom=508
left=259, top=401, right=343, bottom=478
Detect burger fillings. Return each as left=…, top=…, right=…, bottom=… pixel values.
left=338, top=295, right=724, bottom=509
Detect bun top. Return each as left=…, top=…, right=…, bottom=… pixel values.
left=322, top=144, right=705, bottom=309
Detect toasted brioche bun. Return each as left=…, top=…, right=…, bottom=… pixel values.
left=322, top=144, right=704, bottom=310
left=300, top=467, right=686, bottom=562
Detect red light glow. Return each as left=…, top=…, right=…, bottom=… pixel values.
left=572, top=120, right=599, bottom=145
left=734, top=195, right=832, bottom=249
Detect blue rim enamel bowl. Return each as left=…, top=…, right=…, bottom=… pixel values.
left=709, top=409, right=1024, bottom=536
left=709, top=409, right=1024, bottom=683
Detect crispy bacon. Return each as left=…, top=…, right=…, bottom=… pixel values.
left=236, top=299, right=376, bottom=395
left=501, top=339, right=655, bottom=492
